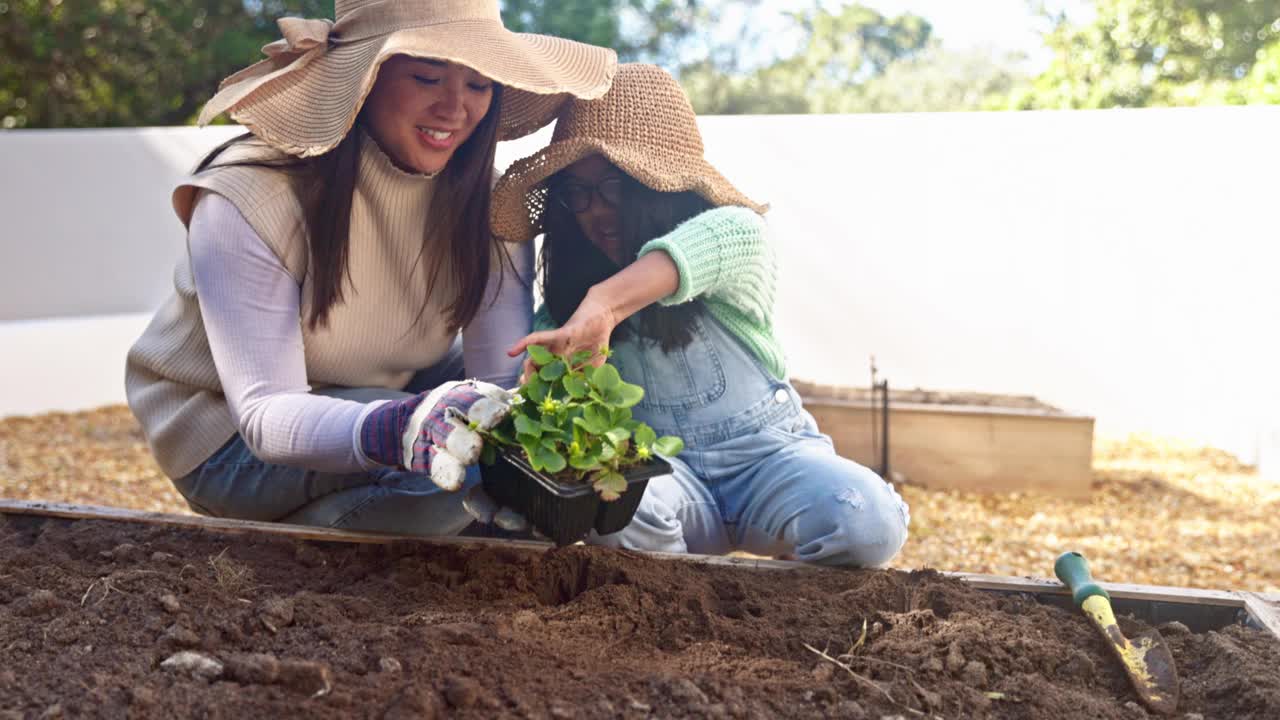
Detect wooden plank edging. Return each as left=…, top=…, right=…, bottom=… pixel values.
left=1, top=499, right=1276, bottom=638
left=0, top=498, right=550, bottom=550
left=1241, top=592, right=1280, bottom=640
left=944, top=571, right=1247, bottom=607
left=0, top=499, right=799, bottom=571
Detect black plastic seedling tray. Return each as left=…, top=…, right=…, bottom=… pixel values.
left=480, top=448, right=671, bottom=546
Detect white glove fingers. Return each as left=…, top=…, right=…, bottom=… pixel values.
left=466, top=397, right=510, bottom=431
left=444, top=424, right=484, bottom=465
left=461, top=485, right=498, bottom=524
left=473, top=382, right=515, bottom=405
left=493, top=508, right=530, bottom=533
left=429, top=448, right=466, bottom=492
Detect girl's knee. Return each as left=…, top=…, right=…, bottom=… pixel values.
left=798, top=478, right=910, bottom=567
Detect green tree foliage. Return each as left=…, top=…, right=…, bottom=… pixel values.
left=681, top=4, right=1025, bottom=114
left=683, top=5, right=932, bottom=113
left=0, top=0, right=333, bottom=128
left=501, top=0, right=702, bottom=63
left=1011, top=0, right=1280, bottom=108
left=0, top=0, right=700, bottom=129
left=853, top=47, right=1029, bottom=113
left=1230, top=41, right=1280, bottom=102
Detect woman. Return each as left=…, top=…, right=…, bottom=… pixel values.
left=126, top=0, right=616, bottom=534
left=492, top=64, right=909, bottom=566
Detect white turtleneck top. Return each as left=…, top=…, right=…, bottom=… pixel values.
left=126, top=133, right=531, bottom=478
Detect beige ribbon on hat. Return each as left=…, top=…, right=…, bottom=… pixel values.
left=197, top=16, right=340, bottom=125
left=263, top=17, right=335, bottom=59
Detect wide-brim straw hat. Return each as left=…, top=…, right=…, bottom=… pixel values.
left=198, top=0, right=618, bottom=156
left=491, top=63, right=767, bottom=244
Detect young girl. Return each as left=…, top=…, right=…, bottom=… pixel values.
left=125, top=0, right=615, bottom=535
left=492, top=64, right=909, bottom=566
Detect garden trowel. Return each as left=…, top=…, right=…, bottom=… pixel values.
left=1054, top=551, right=1180, bottom=715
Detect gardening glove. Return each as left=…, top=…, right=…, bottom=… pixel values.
left=359, top=380, right=514, bottom=492
left=462, top=485, right=531, bottom=533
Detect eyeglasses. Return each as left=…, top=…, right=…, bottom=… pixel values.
left=553, top=176, right=623, bottom=213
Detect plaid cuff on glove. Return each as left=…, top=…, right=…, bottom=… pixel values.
left=357, top=382, right=504, bottom=473
left=407, top=385, right=491, bottom=474
left=358, top=393, right=427, bottom=469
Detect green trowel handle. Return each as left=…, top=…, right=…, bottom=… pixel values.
left=1055, top=551, right=1111, bottom=608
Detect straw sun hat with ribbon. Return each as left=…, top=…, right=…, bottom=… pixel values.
left=198, top=0, right=618, bottom=157
left=491, top=63, right=767, bottom=244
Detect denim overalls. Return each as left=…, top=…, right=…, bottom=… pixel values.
left=591, top=310, right=910, bottom=566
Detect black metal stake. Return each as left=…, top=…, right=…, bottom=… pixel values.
left=880, top=376, right=890, bottom=479
left=869, top=357, right=891, bottom=479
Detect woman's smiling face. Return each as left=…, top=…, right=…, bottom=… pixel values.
left=363, top=56, right=495, bottom=174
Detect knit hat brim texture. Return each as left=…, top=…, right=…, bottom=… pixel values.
left=198, top=0, right=618, bottom=156
left=491, top=63, right=768, bottom=244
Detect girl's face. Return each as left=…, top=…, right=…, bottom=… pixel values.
left=363, top=56, right=494, bottom=175
left=559, top=155, right=626, bottom=265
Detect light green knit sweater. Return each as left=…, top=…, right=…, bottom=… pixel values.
left=533, top=205, right=786, bottom=378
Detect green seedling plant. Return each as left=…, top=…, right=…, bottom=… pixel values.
left=479, top=345, right=684, bottom=501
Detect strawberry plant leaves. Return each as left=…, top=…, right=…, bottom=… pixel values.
left=579, top=405, right=609, bottom=434
left=569, top=453, right=602, bottom=471
left=527, top=344, right=555, bottom=366
left=539, top=360, right=566, bottom=382
left=610, top=383, right=644, bottom=408
left=593, top=471, right=627, bottom=502
left=503, top=346, right=685, bottom=501
left=652, top=436, right=685, bottom=457
left=562, top=373, right=589, bottom=399
left=604, top=427, right=631, bottom=448
left=514, top=415, right=543, bottom=438
left=535, top=446, right=567, bottom=473
left=591, top=364, right=622, bottom=392
left=525, top=373, right=550, bottom=403
left=634, top=425, right=657, bottom=448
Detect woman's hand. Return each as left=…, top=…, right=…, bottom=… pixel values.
left=507, top=289, right=619, bottom=381
left=358, top=380, right=513, bottom=490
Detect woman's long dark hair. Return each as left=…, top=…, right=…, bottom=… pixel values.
left=541, top=169, right=713, bottom=351
left=194, top=84, right=509, bottom=333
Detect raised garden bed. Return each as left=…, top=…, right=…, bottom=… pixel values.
left=2, top=501, right=1278, bottom=719
left=792, top=379, right=1096, bottom=498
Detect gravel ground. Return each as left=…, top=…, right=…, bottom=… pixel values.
left=2, top=405, right=1276, bottom=592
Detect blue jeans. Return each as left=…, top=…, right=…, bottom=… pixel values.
left=171, top=343, right=479, bottom=535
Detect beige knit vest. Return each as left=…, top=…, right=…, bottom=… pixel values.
left=126, top=134, right=462, bottom=479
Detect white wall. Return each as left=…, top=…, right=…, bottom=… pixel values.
left=1, top=127, right=238, bottom=320
left=1, top=109, right=1277, bottom=467
left=706, top=108, right=1280, bottom=464
left=0, top=126, right=556, bottom=321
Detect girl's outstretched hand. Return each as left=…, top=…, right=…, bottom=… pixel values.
left=508, top=250, right=680, bottom=381
left=508, top=290, right=618, bottom=382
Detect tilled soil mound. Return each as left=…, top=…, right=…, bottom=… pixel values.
left=1, top=514, right=1277, bottom=719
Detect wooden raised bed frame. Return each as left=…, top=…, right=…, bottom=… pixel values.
left=2, top=499, right=1275, bottom=643
left=795, top=385, right=1095, bottom=499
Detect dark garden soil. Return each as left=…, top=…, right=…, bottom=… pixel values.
left=1, top=514, right=1278, bottom=720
